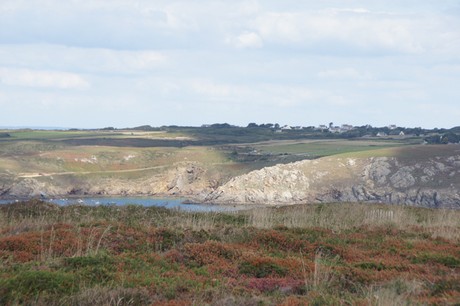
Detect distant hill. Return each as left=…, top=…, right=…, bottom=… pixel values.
left=0, top=126, right=71, bottom=130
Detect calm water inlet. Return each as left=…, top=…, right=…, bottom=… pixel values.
left=0, top=197, right=246, bottom=212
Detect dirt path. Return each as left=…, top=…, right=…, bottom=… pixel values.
left=18, top=165, right=171, bottom=178
left=17, top=160, right=232, bottom=178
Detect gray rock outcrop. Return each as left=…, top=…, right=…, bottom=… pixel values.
left=205, top=152, right=460, bottom=208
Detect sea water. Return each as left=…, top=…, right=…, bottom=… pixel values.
left=0, top=197, right=248, bottom=212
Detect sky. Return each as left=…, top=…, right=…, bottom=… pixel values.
left=0, top=0, right=459, bottom=129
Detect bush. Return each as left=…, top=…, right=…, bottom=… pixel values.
left=0, top=270, right=76, bottom=304
left=355, top=262, right=387, bottom=271
left=184, top=240, right=240, bottom=266
left=430, top=279, right=460, bottom=296
left=411, top=253, right=460, bottom=268
left=155, top=228, right=184, bottom=251
left=239, top=259, right=288, bottom=278
left=63, top=255, right=115, bottom=284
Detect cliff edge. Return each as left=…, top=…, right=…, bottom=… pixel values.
left=205, top=146, right=460, bottom=208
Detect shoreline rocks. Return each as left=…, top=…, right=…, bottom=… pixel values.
left=205, top=155, right=460, bottom=208
left=2, top=151, right=460, bottom=209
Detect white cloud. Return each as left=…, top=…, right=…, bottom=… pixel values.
left=252, top=9, right=452, bottom=54
left=258, top=85, right=316, bottom=107
left=2, top=1, right=458, bottom=56
left=189, top=79, right=233, bottom=97
left=0, top=1, right=201, bottom=49
left=333, top=8, right=371, bottom=14
left=318, top=68, right=372, bottom=80
left=255, top=13, right=303, bottom=43
left=187, top=79, right=258, bottom=101
left=0, top=45, right=167, bottom=75
left=0, top=67, right=90, bottom=90
left=185, top=78, right=341, bottom=109
left=227, top=32, right=263, bottom=49
left=92, top=49, right=167, bottom=73
left=237, top=1, right=260, bottom=15
left=326, top=95, right=350, bottom=106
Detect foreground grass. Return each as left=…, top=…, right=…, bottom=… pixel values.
left=0, top=200, right=459, bottom=305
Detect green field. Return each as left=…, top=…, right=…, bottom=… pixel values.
left=6, top=130, right=113, bottom=140
left=253, top=139, right=407, bottom=158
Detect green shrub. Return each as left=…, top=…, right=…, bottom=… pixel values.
left=64, top=254, right=114, bottom=269
left=430, top=279, right=460, bottom=296
left=155, top=228, right=184, bottom=251
left=355, top=262, right=387, bottom=271
left=0, top=270, right=76, bottom=304
left=411, top=253, right=460, bottom=268
left=239, top=260, right=288, bottom=278
left=63, top=255, right=115, bottom=284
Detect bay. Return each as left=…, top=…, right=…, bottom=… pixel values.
left=0, top=197, right=248, bottom=212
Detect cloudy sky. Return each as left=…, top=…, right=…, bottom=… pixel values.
left=1, top=0, right=459, bottom=129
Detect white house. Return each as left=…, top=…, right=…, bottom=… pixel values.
left=329, top=126, right=341, bottom=133
left=341, top=124, right=354, bottom=131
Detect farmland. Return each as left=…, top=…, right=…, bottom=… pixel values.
left=0, top=128, right=413, bottom=182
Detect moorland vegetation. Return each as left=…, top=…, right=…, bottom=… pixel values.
left=0, top=200, right=459, bottom=305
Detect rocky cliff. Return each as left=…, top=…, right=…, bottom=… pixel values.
left=0, top=162, right=215, bottom=199
left=205, top=146, right=460, bottom=208
left=2, top=145, right=460, bottom=208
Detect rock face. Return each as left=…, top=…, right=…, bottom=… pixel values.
left=205, top=153, right=460, bottom=208
left=1, top=162, right=214, bottom=200
left=2, top=145, right=460, bottom=209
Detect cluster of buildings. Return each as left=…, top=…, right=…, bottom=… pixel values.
left=317, top=124, right=354, bottom=133
left=201, top=123, right=407, bottom=137
left=274, top=123, right=356, bottom=133
left=277, top=123, right=406, bottom=137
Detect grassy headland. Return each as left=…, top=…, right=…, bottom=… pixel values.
left=0, top=127, right=422, bottom=200
left=0, top=128, right=413, bottom=182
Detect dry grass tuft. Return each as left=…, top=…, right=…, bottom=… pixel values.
left=63, top=287, right=153, bottom=306
left=245, top=203, right=460, bottom=241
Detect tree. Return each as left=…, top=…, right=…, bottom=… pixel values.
left=211, top=123, right=232, bottom=128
